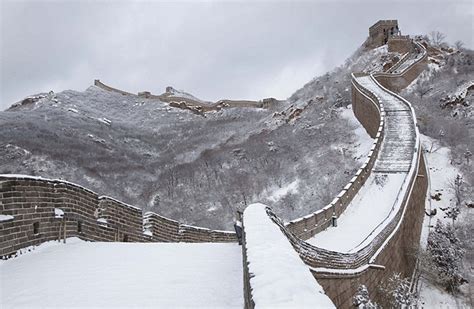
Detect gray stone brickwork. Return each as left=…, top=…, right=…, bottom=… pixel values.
left=0, top=175, right=236, bottom=258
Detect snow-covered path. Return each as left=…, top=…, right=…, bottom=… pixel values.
left=307, top=75, right=416, bottom=252
left=392, top=51, right=424, bottom=73
left=357, top=76, right=416, bottom=173
left=307, top=173, right=406, bottom=251
left=0, top=238, right=243, bottom=308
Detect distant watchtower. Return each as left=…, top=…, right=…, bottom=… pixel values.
left=367, top=20, right=400, bottom=49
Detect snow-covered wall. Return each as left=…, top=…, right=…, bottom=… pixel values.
left=284, top=74, right=386, bottom=241
left=240, top=39, right=429, bottom=308
left=94, top=79, right=134, bottom=96
left=373, top=42, right=428, bottom=92
left=242, top=203, right=335, bottom=308
left=94, top=79, right=271, bottom=112
left=241, top=150, right=427, bottom=308
left=0, top=175, right=236, bottom=258
left=314, top=152, right=428, bottom=308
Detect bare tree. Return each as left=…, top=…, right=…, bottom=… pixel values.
left=464, top=150, right=472, bottom=165
left=427, top=140, right=441, bottom=153
left=449, top=174, right=464, bottom=212
left=429, top=31, right=446, bottom=47
left=454, top=40, right=464, bottom=50
left=438, top=175, right=463, bottom=227
left=414, top=80, right=432, bottom=102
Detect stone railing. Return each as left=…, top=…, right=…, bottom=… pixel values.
left=0, top=175, right=236, bottom=258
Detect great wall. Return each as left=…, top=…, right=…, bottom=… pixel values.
left=0, top=20, right=430, bottom=308
left=93, top=80, right=278, bottom=116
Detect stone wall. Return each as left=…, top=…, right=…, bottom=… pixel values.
left=241, top=225, right=254, bottom=309
left=299, top=42, right=428, bottom=308
left=94, top=79, right=134, bottom=96
left=246, top=145, right=427, bottom=308
left=241, top=40, right=429, bottom=308
left=283, top=40, right=425, bottom=242
left=374, top=42, right=428, bottom=92
left=352, top=73, right=383, bottom=138
left=285, top=76, right=384, bottom=240
left=98, top=197, right=144, bottom=242
left=388, top=36, right=413, bottom=53
left=0, top=175, right=236, bottom=258
left=313, top=152, right=427, bottom=308
left=143, top=212, right=180, bottom=242
left=179, top=225, right=237, bottom=243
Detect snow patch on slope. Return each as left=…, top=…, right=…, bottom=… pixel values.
left=419, top=135, right=460, bottom=247
left=265, top=179, right=299, bottom=202
left=418, top=135, right=468, bottom=308
left=340, top=106, right=374, bottom=163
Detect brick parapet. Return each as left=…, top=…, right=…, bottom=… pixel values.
left=286, top=75, right=384, bottom=240
left=0, top=175, right=236, bottom=257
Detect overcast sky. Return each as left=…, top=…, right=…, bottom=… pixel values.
left=1, top=0, right=472, bottom=110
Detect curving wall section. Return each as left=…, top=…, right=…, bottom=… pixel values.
left=94, top=79, right=134, bottom=96
left=285, top=104, right=383, bottom=239
left=373, top=42, right=428, bottom=92
left=242, top=39, right=428, bottom=308
left=0, top=175, right=236, bottom=258
left=283, top=42, right=427, bottom=240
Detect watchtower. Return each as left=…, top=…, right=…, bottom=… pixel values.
left=367, top=20, right=400, bottom=48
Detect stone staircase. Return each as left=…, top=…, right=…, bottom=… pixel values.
left=356, top=75, right=416, bottom=173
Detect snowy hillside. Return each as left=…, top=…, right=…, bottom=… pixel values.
left=0, top=44, right=399, bottom=230
left=400, top=40, right=473, bottom=307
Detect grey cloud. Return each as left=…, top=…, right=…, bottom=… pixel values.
left=1, top=0, right=472, bottom=110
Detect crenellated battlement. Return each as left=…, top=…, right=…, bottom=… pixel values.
left=0, top=175, right=236, bottom=258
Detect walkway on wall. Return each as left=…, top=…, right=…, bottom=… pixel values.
left=392, top=49, right=424, bottom=73
left=0, top=238, right=243, bottom=308
left=307, top=75, right=417, bottom=252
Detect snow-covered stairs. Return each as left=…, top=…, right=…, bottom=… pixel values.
left=356, top=76, right=416, bottom=173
